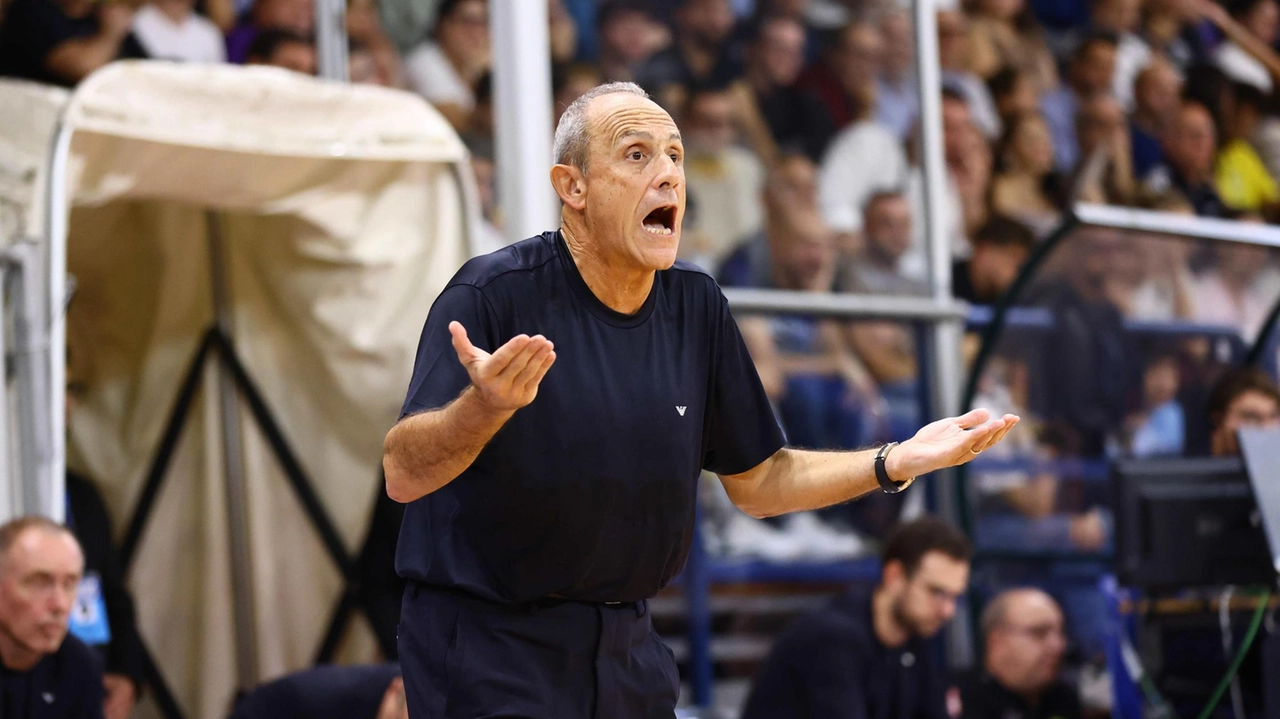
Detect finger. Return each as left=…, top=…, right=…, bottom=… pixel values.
left=512, top=345, right=554, bottom=387
left=521, top=350, right=557, bottom=391
left=491, top=337, right=544, bottom=382
left=961, top=424, right=996, bottom=454
left=972, top=421, right=1010, bottom=452
left=485, top=334, right=532, bottom=373
left=449, top=321, right=481, bottom=362
left=953, top=407, right=992, bottom=429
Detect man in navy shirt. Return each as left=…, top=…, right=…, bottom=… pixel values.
left=382, top=81, right=1020, bottom=719
left=0, top=516, right=105, bottom=719
left=741, top=517, right=972, bottom=719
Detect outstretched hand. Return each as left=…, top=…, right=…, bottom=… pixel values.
left=450, top=321, right=556, bottom=412
left=886, top=408, right=1020, bottom=481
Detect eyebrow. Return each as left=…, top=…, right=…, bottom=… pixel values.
left=618, top=131, right=683, bottom=143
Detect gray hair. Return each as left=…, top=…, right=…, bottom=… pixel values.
left=552, top=82, right=650, bottom=172
left=980, top=587, right=1054, bottom=638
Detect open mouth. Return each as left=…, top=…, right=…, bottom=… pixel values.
left=641, top=205, right=677, bottom=236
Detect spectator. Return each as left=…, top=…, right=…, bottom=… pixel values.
left=634, top=0, right=742, bottom=110
left=1038, top=227, right=1138, bottom=456
left=346, top=0, right=404, bottom=88
left=0, top=516, right=104, bottom=719
left=1117, top=352, right=1187, bottom=457
left=553, top=63, right=605, bottom=126
left=1142, top=0, right=1214, bottom=70
left=595, top=2, right=666, bottom=83
left=1216, top=81, right=1280, bottom=213
left=1129, top=57, right=1183, bottom=178
left=952, top=215, right=1036, bottom=306
left=744, top=14, right=834, bottom=163
left=988, top=67, right=1040, bottom=132
left=990, top=112, right=1067, bottom=237
left=905, top=88, right=989, bottom=267
left=130, top=0, right=224, bottom=64
left=1191, top=230, right=1280, bottom=343
left=1144, top=100, right=1229, bottom=217
left=1214, top=0, right=1279, bottom=92
left=224, top=0, right=311, bottom=65
left=840, top=192, right=927, bottom=443
left=230, top=663, right=405, bottom=719
left=1083, top=0, right=1152, bottom=110
left=64, top=475, right=142, bottom=719
left=680, top=83, right=765, bottom=268
left=0, top=0, right=146, bottom=86
left=1040, top=34, right=1119, bottom=173
left=1073, top=94, right=1136, bottom=204
left=797, top=21, right=881, bottom=132
left=722, top=207, right=872, bottom=450
left=376, top=0, right=439, bottom=56
left=546, top=0, right=576, bottom=65
left=1207, top=366, right=1280, bottom=456
left=741, top=517, right=972, bottom=719
left=876, top=10, right=918, bottom=141
left=939, top=9, right=1002, bottom=140
left=956, top=589, right=1078, bottom=719
left=965, top=0, right=1059, bottom=94
left=403, top=0, right=489, bottom=131
left=816, top=79, right=907, bottom=240
left=245, top=29, right=315, bottom=74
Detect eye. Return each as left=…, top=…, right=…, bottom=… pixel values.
left=669, top=152, right=682, bottom=163
left=629, top=150, right=644, bottom=161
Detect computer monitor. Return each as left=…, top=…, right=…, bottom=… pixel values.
left=1239, top=427, right=1280, bottom=576
left=1112, top=456, right=1276, bottom=590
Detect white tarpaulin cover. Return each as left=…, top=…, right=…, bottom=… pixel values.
left=42, top=61, right=473, bottom=718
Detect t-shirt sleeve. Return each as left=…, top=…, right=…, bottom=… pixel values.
left=702, top=292, right=786, bottom=475
left=399, top=284, right=497, bottom=419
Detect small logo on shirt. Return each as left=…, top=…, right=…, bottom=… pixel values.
left=42, top=692, right=54, bottom=704
left=676, top=406, right=687, bottom=416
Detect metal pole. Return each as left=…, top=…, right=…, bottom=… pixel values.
left=911, top=0, right=973, bottom=666
left=0, top=250, right=12, bottom=523
left=206, top=211, right=259, bottom=690
left=491, top=0, right=556, bottom=244
left=43, top=122, right=72, bottom=523
left=722, top=288, right=967, bottom=321
left=11, top=238, right=56, bottom=521
left=314, top=0, right=349, bottom=82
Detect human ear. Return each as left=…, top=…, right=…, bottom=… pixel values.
left=550, top=164, right=587, bottom=211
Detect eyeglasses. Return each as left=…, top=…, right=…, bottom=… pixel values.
left=1000, top=623, right=1065, bottom=641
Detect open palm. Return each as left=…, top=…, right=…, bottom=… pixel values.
left=890, top=408, right=1020, bottom=480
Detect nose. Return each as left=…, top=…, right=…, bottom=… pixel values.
left=50, top=586, right=74, bottom=618
left=654, top=152, right=681, bottom=191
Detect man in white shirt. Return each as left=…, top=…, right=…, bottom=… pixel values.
left=132, top=0, right=224, bottom=63
left=403, top=0, right=488, bottom=130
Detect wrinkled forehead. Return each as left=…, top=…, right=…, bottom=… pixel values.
left=1, top=528, right=83, bottom=576
left=588, top=93, right=681, bottom=151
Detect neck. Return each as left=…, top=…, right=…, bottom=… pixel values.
left=560, top=220, right=655, bottom=315
left=865, top=245, right=899, bottom=271
left=441, top=44, right=479, bottom=84
left=989, top=664, right=1043, bottom=706
left=155, top=0, right=190, bottom=22
left=872, top=585, right=911, bottom=648
left=679, top=34, right=718, bottom=75
left=0, top=629, right=41, bottom=673
left=747, top=67, right=774, bottom=95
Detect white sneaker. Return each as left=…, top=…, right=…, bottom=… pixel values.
left=721, top=513, right=808, bottom=562
left=781, top=513, right=868, bottom=561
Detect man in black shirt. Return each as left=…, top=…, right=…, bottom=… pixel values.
left=741, top=517, right=973, bottom=719
left=744, top=15, right=835, bottom=163
left=0, top=0, right=145, bottom=86
left=0, top=516, right=104, bottom=719
left=951, top=216, right=1036, bottom=306
left=383, top=81, right=1019, bottom=719
left=956, top=589, right=1079, bottom=719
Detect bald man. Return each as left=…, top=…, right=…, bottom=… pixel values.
left=383, top=81, right=1019, bottom=719
left=956, top=589, right=1079, bottom=719
left=0, top=516, right=104, bottom=719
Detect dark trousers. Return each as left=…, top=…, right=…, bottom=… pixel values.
left=399, top=583, right=680, bottom=719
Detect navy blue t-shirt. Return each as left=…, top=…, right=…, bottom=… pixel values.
left=395, top=231, right=785, bottom=603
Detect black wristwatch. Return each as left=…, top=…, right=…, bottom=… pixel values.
left=874, top=442, right=915, bottom=494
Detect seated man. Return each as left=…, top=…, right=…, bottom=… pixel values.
left=0, top=0, right=146, bottom=86
left=956, top=588, right=1079, bottom=719
left=1208, top=366, right=1280, bottom=456
left=230, top=663, right=404, bottom=719
left=245, top=29, right=315, bottom=75
left=951, top=215, right=1036, bottom=306
left=741, top=517, right=972, bottom=719
left=0, top=516, right=104, bottom=719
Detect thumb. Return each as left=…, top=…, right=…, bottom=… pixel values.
left=449, top=321, right=477, bottom=363
left=953, top=407, right=992, bottom=429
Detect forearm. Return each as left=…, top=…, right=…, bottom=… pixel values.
left=383, top=386, right=513, bottom=502
left=720, top=446, right=885, bottom=518
left=1213, top=12, right=1280, bottom=82
left=46, top=31, right=125, bottom=83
